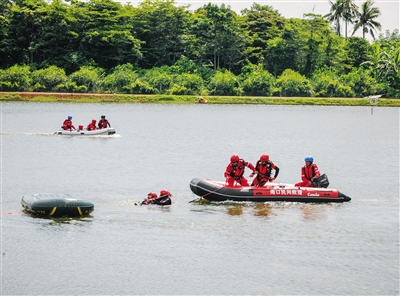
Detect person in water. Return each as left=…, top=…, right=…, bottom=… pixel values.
left=224, top=154, right=256, bottom=186
left=98, top=115, right=111, bottom=129
left=87, top=119, right=97, bottom=131
left=152, top=190, right=172, bottom=205
left=251, top=154, right=280, bottom=186
left=62, top=115, right=75, bottom=130
left=294, top=156, right=321, bottom=187
left=141, top=192, right=158, bottom=205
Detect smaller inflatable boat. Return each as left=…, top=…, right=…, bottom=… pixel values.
left=54, top=127, right=116, bottom=136
left=21, top=193, right=94, bottom=217
left=190, top=178, right=351, bottom=203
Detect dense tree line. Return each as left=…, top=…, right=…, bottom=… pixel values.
left=0, top=0, right=399, bottom=97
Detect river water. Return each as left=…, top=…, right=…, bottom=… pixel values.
left=1, top=102, right=399, bottom=295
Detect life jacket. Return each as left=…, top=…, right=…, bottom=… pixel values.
left=229, top=159, right=247, bottom=178
left=255, top=160, right=273, bottom=177
left=302, top=164, right=317, bottom=181
left=154, top=196, right=171, bottom=205
left=63, top=119, right=73, bottom=130
left=87, top=123, right=96, bottom=131
left=141, top=197, right=153, bottom=205
left=98, top=119, right=109, bottom=129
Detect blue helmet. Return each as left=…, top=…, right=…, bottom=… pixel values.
left=304, top=156, right=313, bottom=162
left=68, top=115, right=72, bottom=119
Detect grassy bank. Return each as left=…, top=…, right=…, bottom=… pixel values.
left=1, top=92, right=399, bottom=106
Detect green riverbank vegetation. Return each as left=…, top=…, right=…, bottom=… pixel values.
left=1, top=93, right=399, bottom=106
left=0, top=0, right=399, bottom=98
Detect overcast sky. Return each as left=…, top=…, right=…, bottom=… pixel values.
left=118, top=0, right=399, bottom=40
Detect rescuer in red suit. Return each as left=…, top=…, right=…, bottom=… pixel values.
left=141, top=192, right=158, bottom=205
left=98, top=115, right=111, bottom=129
left=251, top=154, right=280, bottom=186
left=295, top=156, right=321, bottom=187
left=62, top=115, right=75, bottom=130
left=87, top=119, right=97, bottom=131
left=224, top=154, right=256, bottom=186
left=153, top=190, right=172, bottom=205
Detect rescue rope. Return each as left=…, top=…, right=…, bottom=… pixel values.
left=189, top=180, right=228, bottom=203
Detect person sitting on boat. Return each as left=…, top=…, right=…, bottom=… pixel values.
left=141, top=192, right=158, bottom=206
left=294, top=156, right=321, bottom=187
left=87, top=119, right=97, bottom=131
left=152, top=190, right=172, bottom=206
left=224, top=154, right=256, bottom=186
left=62, top=115, right=75, bottom=130
left=251, top=154, right=280, bottom=186
left=98, top=115, right=111, bottom=129
left=77, top=125, right=84, bottom=131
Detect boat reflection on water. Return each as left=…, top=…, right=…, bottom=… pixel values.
left=225, top=203, right=273, bottom=217
left=227, top=205, right=244, bottom=216
left=222, top=202, right=329, bottom=219
left=300, top=204, right=327, bottom=220
left=253, top=204, right=273, bottom=217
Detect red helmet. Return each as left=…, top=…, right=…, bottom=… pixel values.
left=148, top=192, right=157, bottom=198
left=230, top=154, right=240, bottom=163
left=78, top=125, right=83, bottom=129
left=260, top=154, right=269, bottom=162
left=160, top=189, right=170, bottom=196
left=92, top=119, right=96, bottom=123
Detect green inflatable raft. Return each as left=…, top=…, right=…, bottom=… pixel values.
left=21, top=193, right=94, bottom=217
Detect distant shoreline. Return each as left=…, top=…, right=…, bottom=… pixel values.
left=1, top=92, right=399, bottom=106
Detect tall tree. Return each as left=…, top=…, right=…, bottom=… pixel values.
left=188, top=3, right=246, bottom=72
left=324, top=0, right=358, bottom=38
left=341, top=0, right=358, bottom=38
left=343, top=36, right=371, bottom=68
left=265, top=25, right=299, bottom=76
left=324, top=0, right=344, bottom=36
left=241, top=4, right=285, bottom=65
left=0, top=0, right=12, bottom=68
left=130, top=0, right=190, bottom=68
left=5, top=0, right=48, bottom=66
left=301, top=13, right=332, bottom=76
left=35, top=0, right=78, bottom=70
left=69, top=0, right=142, bottom=70
left=352, top=0, right=381, bottom=39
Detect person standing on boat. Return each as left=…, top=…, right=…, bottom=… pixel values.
left=98, top=115, right=111, bottom=129
left=152, top=190, right=172, bottom=205
left=141, top=192, right=158, bottom=205
left=224, top=154, right=256, bottom=186
left=251, top=154, right=280, bottom=186
left=62, top=115, right=75, bottom=130
left=295, top=156, right=321, bottom=187
left=87, top=119, right=97, bottom=131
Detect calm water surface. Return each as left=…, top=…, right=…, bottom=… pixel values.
left=1, top=102, right=399, bottom=295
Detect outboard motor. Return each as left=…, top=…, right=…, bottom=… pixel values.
left=313, top=174, right=329, bottom=188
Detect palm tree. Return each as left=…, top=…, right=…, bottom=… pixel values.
left=325, top=0, right=358, bottom=38
left=341, top=0, right=358, bottom=38
left=352, top=0, right=381, bottom=39
left=324, top=0, right=343, bottom=36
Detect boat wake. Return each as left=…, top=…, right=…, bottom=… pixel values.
left=0, top=132, right=56, bottom=136
left=0, top=132, right=121, bottom=137
left=89, top=134, right=121, bottom=138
